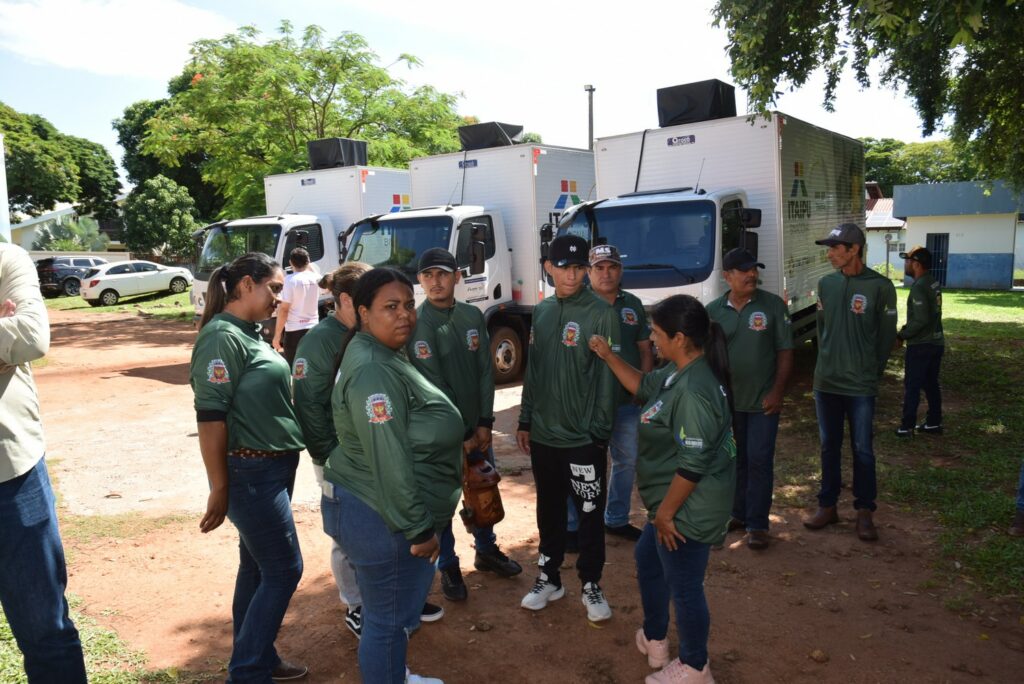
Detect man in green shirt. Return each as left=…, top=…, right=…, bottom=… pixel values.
left=895, top=246, right=944, bottom=437
left=517, top=234, right=620, bottom=622
left=707, top=248, right=793, bottom=550
left=407, top=248, right=523, bottom=604
left=804, top=223, right=897, bottom=542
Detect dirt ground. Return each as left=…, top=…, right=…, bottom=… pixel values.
left=35, top=309, right=1024, bottom=683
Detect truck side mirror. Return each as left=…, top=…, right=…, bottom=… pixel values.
left=338, top=233, right=348, bottom=262
left=741, top=230, right=759, bottom=260
left=740, top=208, right=761, bottom=228
left=470, top=240, right=486, bottom=275
left=539, top=223, right=553, bottom=243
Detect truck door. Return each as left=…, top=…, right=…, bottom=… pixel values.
left=454, top=215, right=496, bottom=305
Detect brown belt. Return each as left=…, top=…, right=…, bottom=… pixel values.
left=228, top=447, right=296, bottom=459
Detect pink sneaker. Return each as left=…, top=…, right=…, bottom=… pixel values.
left=644, top=658, right=715, bottom=684
left=635, top=628, right=670, bottom=668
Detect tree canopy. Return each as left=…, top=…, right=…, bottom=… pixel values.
left=862, top=137, right=979, bottom=196
left=0, top=101, right=121, bottom=223
left=121, top=175, right=201, bottom=258
left=713, top=0, right=1024, bottom=190
left=141, top=22, right=465, bottom=218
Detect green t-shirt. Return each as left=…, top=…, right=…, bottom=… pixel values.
left=898, top=273, right=944, bottom=346
left=292, top=315, right=347, bottom=464
left=635, top=358, right=736, bottom=545
left=190, top=312, right=304, bottom=452
left=407, top=300, right=494, bottom=436
left=325, top=332, right=463, bottom=540
left=706, top=289, right=793, bottom=412
left=518, top=288, right=620, bottom=447
left=814, top=268, right=899, bottom=396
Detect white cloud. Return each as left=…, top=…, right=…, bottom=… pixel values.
left=0, top=0, right=237, bottom=79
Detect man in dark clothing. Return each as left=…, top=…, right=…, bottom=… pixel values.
left=895, top=246, right=944, bottom=437
left=803, top=223, right=897, bottom=542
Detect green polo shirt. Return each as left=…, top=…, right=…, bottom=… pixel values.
left=325, top=332, right=463, bottom=541
left=706, top=289, right=793, bottom=412
left=292, top=315, right=347, bottom=464
left=898, top=273, right=944, bottom=346
left=602, top=288, right=651, bottom=405
left=190, top=312, right=304, bottom=452
left=407, top=300, right=494, bottom=436
left=635, top=358, right=736, bottom=546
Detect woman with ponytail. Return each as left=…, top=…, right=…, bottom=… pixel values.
left=190, top=252, right=308, bottom=683
left=589, top=294, right=735, bottom=684
left=322, top=268, right=462, bottom=684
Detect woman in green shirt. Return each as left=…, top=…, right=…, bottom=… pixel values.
left=190, top=252, right=308, bottom=683
left=324, top=268, right=462, bottom=684
left=590, top=294, right=735, bottom=684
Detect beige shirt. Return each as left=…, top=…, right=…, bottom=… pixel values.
left=0, top=244, right=50, bottom=482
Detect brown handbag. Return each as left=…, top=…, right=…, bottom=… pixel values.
left=458, top=455, right=505, bottom=532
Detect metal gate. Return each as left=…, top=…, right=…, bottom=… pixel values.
left=926, top=233, right=949, bottom=286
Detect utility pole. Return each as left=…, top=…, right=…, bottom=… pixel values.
left=584, top=85, right=595, bottom=151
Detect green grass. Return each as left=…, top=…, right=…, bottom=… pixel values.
left=45, top=291, right=194, bottom=322
left=60, top=513, right=192, bottom=545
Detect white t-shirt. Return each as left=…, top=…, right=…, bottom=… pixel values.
left=281, top=269, right=321, bottom=331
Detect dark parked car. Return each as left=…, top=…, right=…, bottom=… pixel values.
left=36, top=256, right=109, bottom=297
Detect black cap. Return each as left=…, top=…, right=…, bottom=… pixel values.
left=899, top=245, right=932, bottom=268
left=548, top=234, right=589, bottom=267
left=722, top=248, right=764, bottom=271
left=815, top=223, right=866, bottom=247
left=417, top=248, right=457, bottom=274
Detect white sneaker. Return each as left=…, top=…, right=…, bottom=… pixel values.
left=581, top=582, right=612, bottom=622
left=406, top=667, right=444, bottom=683
left=520, top=573, right=565, bottom=610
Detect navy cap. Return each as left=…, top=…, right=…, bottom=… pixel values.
left=417, top=248, right=457, bottom=274
left=548, top=234, right=589, bottom=267
left=722, top=248, right=764, bottom=271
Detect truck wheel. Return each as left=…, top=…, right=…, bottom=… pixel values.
left=491, top=326, right=523, bottom=384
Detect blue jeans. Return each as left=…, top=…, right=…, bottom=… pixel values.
left=732, top=411, right=780, bottom=531
left=635, top=522, right=711, bottom=671
left=902, top=344, right=943, bottom=428
left=226, top=454, right=303, bottom=684
left=0, top=458, right=86, bottom=684
left=333, top=484, right=436, bottom=684
left=438, top=447, right=498, bottom=570
left=567, top=404, right=639, bottom=531
left=814, top=391, right=877, bottom=511
left=1016, top=461, right=1024, bottom=512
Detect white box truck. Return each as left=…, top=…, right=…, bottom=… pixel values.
left=342, top=131, right=595, bottom=381
left=191, top=163, right=410, bottom=321
left=557, top=100, right=863, bottom=342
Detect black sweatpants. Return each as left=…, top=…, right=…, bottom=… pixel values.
left=530, top=441, right=607, bottom=586
left=282, top=328, right=309, bottom=368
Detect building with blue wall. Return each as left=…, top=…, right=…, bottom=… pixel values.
left=893, top=181, right=1022, bottom=290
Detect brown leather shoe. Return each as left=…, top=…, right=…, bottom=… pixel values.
left=1009, top=510, right=1024, bottom=537
left=803, top=506, right=838, bottom=530
left=271, top=659, right=309, bottom=681
left=856, top=509, right=879, bottom=541
left=746, top=530, right=770, bottom=550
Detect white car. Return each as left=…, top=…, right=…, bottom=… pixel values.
left=80, top=260, right=193, bottom=307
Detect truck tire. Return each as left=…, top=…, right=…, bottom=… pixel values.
left=490, top=326, right=523, bottom=384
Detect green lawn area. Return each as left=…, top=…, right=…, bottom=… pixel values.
left=44, top=290, right=194, bottom=322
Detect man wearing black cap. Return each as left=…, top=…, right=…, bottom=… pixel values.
left=517, top=234, right=620, bottom=622
left=407, top=248, right=523, bottom=604
left=707, top=248, right=793, bottom=550
left=895, top=246, right=944, bottom=437
left=804, top=223, right=897, bottom=541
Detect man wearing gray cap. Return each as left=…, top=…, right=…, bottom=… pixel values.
left=707, top=248, right=793, bottom=550
left=803, top=223, right=897, bottom=541
left=895, top=246, right=944, bottom=437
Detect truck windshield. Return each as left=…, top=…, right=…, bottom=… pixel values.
left=197, top=224, right=283, bottom=280
left=560, top=200, right=716, bottom=288
left=347, top=215, right=454, bottom=278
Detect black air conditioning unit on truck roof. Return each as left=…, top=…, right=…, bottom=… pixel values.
left=656, top=79, right=736, bottom=127
left=458, top=122, right=524, bottom=151
left=307, top=137, right=368, bottom=169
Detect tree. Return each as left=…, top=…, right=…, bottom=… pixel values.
left=32, top=217, right=110, bottom=252
left=862, top=137, right=980, bottom=195
left=64, top=136, right=122, bottom=220
left=143, top=23, right=464, bottom=218
left=121, top=175, right=201, bottom=258
left=712, top=1, right=1024, bottom=190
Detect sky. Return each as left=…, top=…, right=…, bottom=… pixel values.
left=0, top=0, right=943, bottom=189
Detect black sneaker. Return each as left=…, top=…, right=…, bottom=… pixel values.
left=916, top=422, right=943, bottom=435
left=420, top=602, right=444, bottom=622
left=895, top=426, right=914, bottom=438
left=271, top=659, right=309, bottom=681
left=565, top=530, right=580, bottom=554
left=474, top=547, right=523, bottom=577
left=605, top=523, right=643, bottom=541
left=344, top=605, right=362, bottom=640
left=440, top=564, right=468, bottom=601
